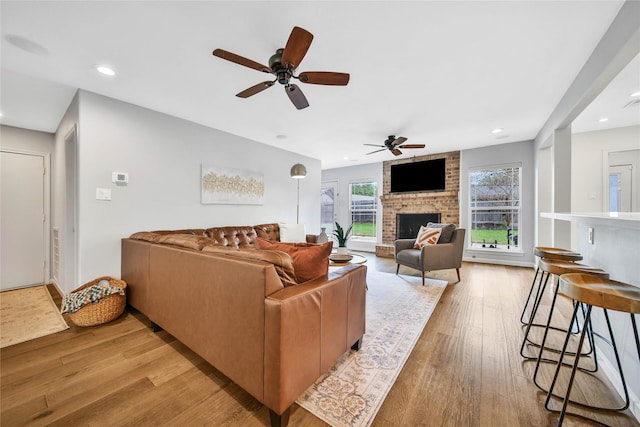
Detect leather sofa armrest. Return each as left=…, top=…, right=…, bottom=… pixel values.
left=263, top=264, right=366, bottom=414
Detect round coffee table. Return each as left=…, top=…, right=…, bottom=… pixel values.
left=329, top=253, right=367, bottom=267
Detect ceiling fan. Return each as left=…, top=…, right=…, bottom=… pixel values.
left=365, top=136, right=425, bottom=156
left=212, top=26, right=350, bottom=110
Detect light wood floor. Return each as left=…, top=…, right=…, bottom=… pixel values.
left=2, top=258, right=638, bottom=426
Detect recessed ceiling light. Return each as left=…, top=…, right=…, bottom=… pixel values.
left=96, top=65, right=116, bottom=76
left=491, top=128, right=503, bottom=134
left=598, top=117, right=609, bottom=123
left=630, top=91, right=640, bottom=97
left=343, top=156, right=349, bottom=160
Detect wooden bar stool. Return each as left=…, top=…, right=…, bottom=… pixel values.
left=520, top=258, right=608, bottom=363
left=529, top=260, right=609, bottom=395
left=520, top=247, right=582, bottom=326
left=545, top=273, right=640, bottom=426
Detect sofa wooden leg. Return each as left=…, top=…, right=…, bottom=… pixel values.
left=269, top=407, right=290, bottom=427
left=150, top=321, right=163, bottom=332
left=351, top=337, right=363, bottom=351
left=396, top=264, right=400, bottom=275
left=456, top=268, right=461, bottom=283
left=422, top=272, right=425, bottom=286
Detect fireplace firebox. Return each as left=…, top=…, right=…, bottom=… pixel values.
left=396, top=213, right=441, bottom=239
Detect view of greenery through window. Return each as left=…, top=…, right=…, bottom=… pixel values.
left=469, top=166, right=521, bottom=250
left=350, top=182, right=377, bottom=237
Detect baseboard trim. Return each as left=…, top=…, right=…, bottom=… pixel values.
left=462, top=256, right=534, bottom=268
left=347, top=241, right=376, bottom=253
left=49, top=277, right=65, bottom=297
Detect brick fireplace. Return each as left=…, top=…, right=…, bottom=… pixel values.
left=396, top=213, right=441, bottom=239
left=376, top=151, right=460, bottom=258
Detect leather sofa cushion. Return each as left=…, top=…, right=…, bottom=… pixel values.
left=153, top=229, right=207, bottom=236
left=206, top=226, right=258, bottom=249
left=256, top=238, right=333, bottom=283
left=254, top=223, right=280, bottom=241
left=129, top=231, right=162, bottom=243
left=203, top=246, right=297, bottom=287
left=426, top=222, right=456, bottom=244
left=156, top=234, right=212, bottom=250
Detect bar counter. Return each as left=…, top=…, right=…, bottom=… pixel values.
left=541, top=212, right=640, bottom=419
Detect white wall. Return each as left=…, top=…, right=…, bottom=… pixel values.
left=572, top=125, right=640, bottom=213
left=0, top=125, right=54, bottom=153
left=52, top=93, right=80, bottom=293
left=53, top=90, right=320, bottom=292
left=460, top=140, right=536, bottom=267
left=321, top=162, right=383, bottom=251
left=536, top=144, right=554, bottom=248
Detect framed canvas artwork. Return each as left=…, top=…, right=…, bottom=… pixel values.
left=201, top=165, right=264, bottom=205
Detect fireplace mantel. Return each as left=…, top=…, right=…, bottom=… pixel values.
left=380, top=190, right=458, bottom=203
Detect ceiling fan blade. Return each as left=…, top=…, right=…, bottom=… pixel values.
left=299, top=72, right=350, bottom=86
left=281, top=26, right=313, bottom=69
left=213, top=49, right=272, bottom=73
left=392, top=149, right=403, bottom=156
left=399, top=144, right=425, bottom=149
left=236, top=81, right=275, bottom=98
left=392, top=137, right=408, bottom=146
left=366, top=148, right=387, bottom=155
left=285, top=84, right=309, bottom=109
left=363, top=144, right=385, bottom=147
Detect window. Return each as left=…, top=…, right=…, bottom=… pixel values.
left=469, top=165, right=521, bottom=251
left=349, top=181, right=378, bottom=240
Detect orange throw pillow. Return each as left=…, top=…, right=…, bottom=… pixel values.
left=413, top=226, right=442, bottom=248
left=256, top=238, right=333, bottom=283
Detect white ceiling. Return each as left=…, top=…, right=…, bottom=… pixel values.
left=1, top=1, right=637, bottom=169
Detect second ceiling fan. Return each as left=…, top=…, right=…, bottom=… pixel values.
left=365, top=136, right=425, bottom=156
left=213, top=26, right=350, bottom=109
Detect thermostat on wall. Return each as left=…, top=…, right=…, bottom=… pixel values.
left=112, top=171, right=128, bottom=185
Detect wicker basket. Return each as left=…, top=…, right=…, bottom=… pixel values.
left=68, top=276, right=127, bottom=327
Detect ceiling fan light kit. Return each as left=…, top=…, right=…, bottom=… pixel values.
left=364, top=135, right=426, bottom=156
left=213, top=26, right=349, bottom=110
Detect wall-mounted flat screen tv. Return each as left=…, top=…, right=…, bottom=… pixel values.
left=390, top=158, right=446, bottom=193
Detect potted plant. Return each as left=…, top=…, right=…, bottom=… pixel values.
left=333, top=222, right=353, bottom=254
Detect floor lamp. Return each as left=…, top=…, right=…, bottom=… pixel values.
left=290, top=163, right=307, bottom=224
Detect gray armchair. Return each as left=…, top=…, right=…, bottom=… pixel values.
left=394, top=228, right=466, bottom=285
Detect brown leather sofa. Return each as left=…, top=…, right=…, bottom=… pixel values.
left=121, top=223, right=366, bottom=427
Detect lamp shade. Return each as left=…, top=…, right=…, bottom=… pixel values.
left=290, top=163, right=307, bottom=179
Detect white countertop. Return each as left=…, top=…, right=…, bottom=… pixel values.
left=541, top=212, right=640, bottom=229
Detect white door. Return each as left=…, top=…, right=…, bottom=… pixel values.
left=1, top=151, right=46, bottom=290
left=609, top=164, right=632, bottom=212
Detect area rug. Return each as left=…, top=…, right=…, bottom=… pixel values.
left=0, top=285, right=69, bottom=348
left=296, top=271, right=448, bottom=427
